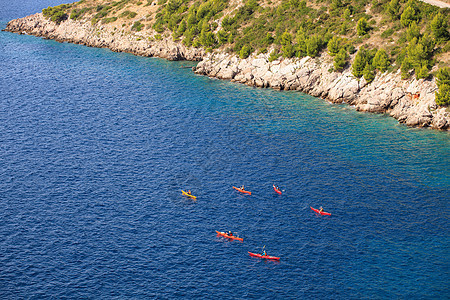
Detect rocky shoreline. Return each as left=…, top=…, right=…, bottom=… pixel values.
left=5, top=13, right=450, bottom=130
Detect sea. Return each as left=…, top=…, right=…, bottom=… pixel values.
left=0, top=1, right=449, bottom=299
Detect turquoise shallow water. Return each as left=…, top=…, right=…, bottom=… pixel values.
left=1, top=1, right=449, bottom=298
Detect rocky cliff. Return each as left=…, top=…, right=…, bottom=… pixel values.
left=5, top=13, right=204, bottom=61
left=5, top=13, right=450, bottom=130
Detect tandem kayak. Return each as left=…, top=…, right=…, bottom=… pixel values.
left=216, top=231, right=243, bottom=241
left=181, top=190, right=197, bottom=199
left=273, top=185, right=282, bottom=195
left=248, top=251, right=280, bottom=260
left=233, top=186, right=251, bottom=195
left=310, top=206, right=331, bottom=216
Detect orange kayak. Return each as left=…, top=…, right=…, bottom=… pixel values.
left=233, top=186, right=251, bottom=195
left=181, top=190, right=197, bottom=199
left=216, top=231, right=243, bottom=241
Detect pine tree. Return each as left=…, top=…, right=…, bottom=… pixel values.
left=400, top=6, right=417, bottom=28
left=357, top=18, right=369, bottom=36
left=372, top=49, right=390, bottom=72
left=327, top=36, right=340, bottom=56
left=363, top=62, right=375, bottom=83
left=386, top=0, right=400, bottom=20
left=431, top=12, right=449, bottom=42
left=435, top=84, right=450, bottom=106
left=306, top=35, right=321, bottom=57
left=352, top=49, right=366, bottom=78
left=406, top=21, right=420, bottom=41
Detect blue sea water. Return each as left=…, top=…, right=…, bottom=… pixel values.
left=0, top=1, right=449, bottom=299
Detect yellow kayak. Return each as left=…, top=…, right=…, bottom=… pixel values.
left=181, top=190, right=197, bottom=199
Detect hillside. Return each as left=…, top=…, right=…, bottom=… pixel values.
left=5, top=0, right=450, bottom=129
left=43, top=0, right=449, bottom=71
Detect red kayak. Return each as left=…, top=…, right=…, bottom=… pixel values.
left=216, top=231, right=243, bottom=241
left=248, top=251, right=280, bottom=260
left=273, top=185, right=282, bottom=195
left=233, top=186, right=251, bottom=195
left=310, top=206, right=331, bottom=216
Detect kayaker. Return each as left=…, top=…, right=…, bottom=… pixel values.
left=228, top=231, right=233, bottom=236
left=262, top=250, right=267, bottom=256
left=240, top=185, right=245, bottom=190
left=187, top=190, right=191, bottom=195
left=319, top=206, right=324, bottom=213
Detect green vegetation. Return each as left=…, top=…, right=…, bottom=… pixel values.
left=120, top=10, right=138, bottom=19
left=334, top=48, right=348, bottom=72
left=70, top=7, right=91, bottom=20
left=44, top=0, right=449, bottom=86
left=147, top=0, right=448, bottom=79
left=132, top=21, right=144, bottom=31
left=435, top=67, right=450, bottom=106
left=43, top=4, right=71, bottom=24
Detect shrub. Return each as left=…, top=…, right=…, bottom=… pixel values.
left=239, top=45, right=252, bottom=58
left=381, top=28, right=395, bottom=39
left=70, top=8, right=89, bottom=20
left=42, top=5, right=69, bottom=24
left=102, top=17, right=118, bottom=24
left=120, top=11, right=137, bottom=19
left=416, top=64, right=429, bottom=79
left=334, top=48, right=348, bottom=71
left=131, top=21, right=144, bottom=31
left=269, top=50, right=280, bottom=62
left=282, top=44, right=295, bottom=58
left=356, top=17, right=370, bottom=36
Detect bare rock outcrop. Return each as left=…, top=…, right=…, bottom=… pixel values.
left=5, top=13, right=204, bottom=61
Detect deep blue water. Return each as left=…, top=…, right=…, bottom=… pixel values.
left=1, top=1, right=449, bottom=299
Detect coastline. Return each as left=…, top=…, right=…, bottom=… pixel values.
left=4, top=13, right=450, bottom=130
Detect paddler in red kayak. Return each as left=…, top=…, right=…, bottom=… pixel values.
left=319, top=206, right=324, bottom=213
left=240, top=185, right=245, bottom=191
left=261, top=245, right=267, bottom=256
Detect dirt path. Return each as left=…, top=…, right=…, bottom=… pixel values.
left=418, top=0, right=450, bottom=8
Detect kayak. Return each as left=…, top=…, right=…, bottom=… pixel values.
left=273, top=185, right=282, bottom=195
left=181, top=190, right=197, bottom=199
left=310, top=206, right=331, bottom=216
left=216, top=231, right=243, bottom=241
left=248, top=251, right=280, bottom=261
left=233, top=186, right=251, bottom=195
